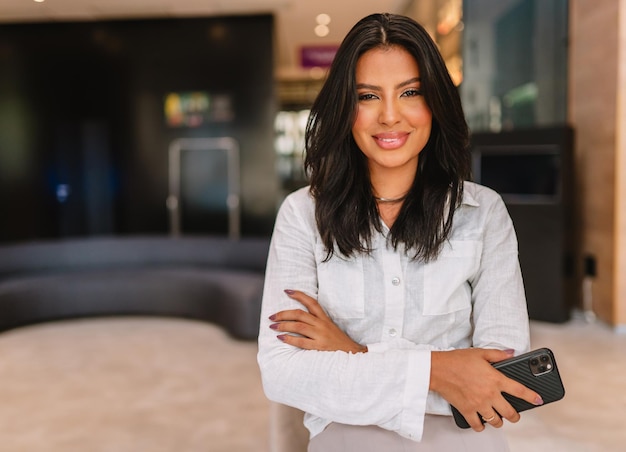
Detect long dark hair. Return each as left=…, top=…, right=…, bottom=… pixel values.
left=304, top=13, right=470, bottom=261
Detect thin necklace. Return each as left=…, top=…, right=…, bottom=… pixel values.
left=374, top=194, right=408, bottom=203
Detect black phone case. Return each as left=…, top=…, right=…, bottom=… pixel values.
left=450, top=347, right=565, bottom=429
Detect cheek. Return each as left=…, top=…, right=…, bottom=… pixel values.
left=352, top=108, right=367, bottom=130
left=411, top=105, right=433, bottom=126
left=351, top=110, right=369, bottom=140
left=425, top=110, right=433, bottom=125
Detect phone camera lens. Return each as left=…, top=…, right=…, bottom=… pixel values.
left=540, top=355, right=549, bottom=363
left=538, top=365, right=547, bottom=372
left=530, top=358, right=539, bottom=366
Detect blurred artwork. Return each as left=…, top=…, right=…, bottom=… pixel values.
left=164, top=92, right=234, bottom=128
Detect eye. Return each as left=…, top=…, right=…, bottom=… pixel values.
left=401, top=88, right=422, bottom=98
left=358, top=93, right=378, bottom=101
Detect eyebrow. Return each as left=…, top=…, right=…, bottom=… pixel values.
left=356, top=77, right=421, bottom=91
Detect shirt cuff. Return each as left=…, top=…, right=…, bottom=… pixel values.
left=365, top=342, right=390, bottom=354
left=397, top=349, right=431, bottom=441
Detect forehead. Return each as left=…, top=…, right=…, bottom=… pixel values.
left=355, top=45, right=420, bottom=81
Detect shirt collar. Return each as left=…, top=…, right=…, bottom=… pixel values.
left=461, top=185, right=480, bottom=207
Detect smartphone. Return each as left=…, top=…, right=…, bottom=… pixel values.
left=450, top=347, right=565, bottom=429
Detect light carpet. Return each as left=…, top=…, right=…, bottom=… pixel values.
left=0, top=317, right=270, bottom=452
left=1, top=316, right=624, bottom=451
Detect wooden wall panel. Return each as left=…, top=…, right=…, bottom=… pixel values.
left=615, top=0, right=626, bottom=329
left=568, top=0, right=620, bottom=326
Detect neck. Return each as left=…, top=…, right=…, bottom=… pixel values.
left=370, top=168, right=415, bottom=204
left=374, top=193, right=408, bottom=203
left=372, top=178, right=413, bottom=204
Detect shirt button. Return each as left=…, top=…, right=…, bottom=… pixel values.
left=391, top=277, right=401, bottom=286
left=389, top=328, right=397, bottom=337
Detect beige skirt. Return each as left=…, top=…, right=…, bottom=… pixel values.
left=308, top=415, right=510, bottom=452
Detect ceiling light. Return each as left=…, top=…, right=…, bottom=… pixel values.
left=314, top=24, right=329, bottom=38
left=316, top=14, right=331, bottom=26
left=314, top=13, right=331, bottom=37
left=34, top=0, right=46, bottom=3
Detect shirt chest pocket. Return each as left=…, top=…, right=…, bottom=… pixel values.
left=423, top=240, right=482, bottom=315
left=316, top=246, right=365, bottom=319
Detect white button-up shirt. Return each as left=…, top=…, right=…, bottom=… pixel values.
left=257, top=181, right=530, bottom=441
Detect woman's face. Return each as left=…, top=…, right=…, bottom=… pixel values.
left=352, top=45, right=432, bottom=177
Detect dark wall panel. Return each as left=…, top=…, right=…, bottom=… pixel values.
left=471, top=126, right=576, bottom=323
left=0, top=15, right=277, bottom=243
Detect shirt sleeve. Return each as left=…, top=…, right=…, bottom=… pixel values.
left=469, top=192, right=531, bottom=354
left=257, top=192, right=431, bottom=441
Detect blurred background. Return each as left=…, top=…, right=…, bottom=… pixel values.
left=0, top=0, right=624, bottom=330
left=1, top=2, right=625, bottom=451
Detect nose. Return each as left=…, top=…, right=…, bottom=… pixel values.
left=379, top=97, right=401, bottom=126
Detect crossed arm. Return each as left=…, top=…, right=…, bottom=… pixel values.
left=269, top=289, right=543, bottom=432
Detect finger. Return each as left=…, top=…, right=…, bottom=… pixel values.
left=501, top=379, right=544, bottom=413
left=464, top=412, right=486, bottom=432
left=270, top=308, right=317, bottom=325
left=481, top=348, right=515, bottom=363
left=277, top=333, right=344, bottom=352
left=276, top=334, right=318, bottom=350
left=284, top=289, right=328, bottom=319
left=480, top=411, right=503, bottom=428
left=270, top=320, right=316, bottom=339
left=491, top=398, right=520, bottom=424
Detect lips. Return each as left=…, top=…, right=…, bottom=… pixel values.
left=373, top=132, right=410, bottom=150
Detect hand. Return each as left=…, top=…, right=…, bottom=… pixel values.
left=269, top=289, right=367, bottom=354
left=430, top=348, right=544, bottom=431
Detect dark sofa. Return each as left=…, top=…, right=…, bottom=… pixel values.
left=0, top=236, right=270, bottom=340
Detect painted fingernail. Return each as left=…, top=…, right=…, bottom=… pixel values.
left=504, top=349, right=515, bottom=355
left=284, top=289, right=295, bottom=295
left=277, top=334, right=286, bottom=341
left=534, top=396, right=544, bottom=405
left=269, top=323, right=279, bottom=330
left=269, top=314, right=277, bottom=321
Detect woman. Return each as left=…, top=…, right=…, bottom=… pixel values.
left=257, top=13, right=542, bottom=451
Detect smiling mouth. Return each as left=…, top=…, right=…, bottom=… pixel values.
left=374, top=133, right=409, bottom=149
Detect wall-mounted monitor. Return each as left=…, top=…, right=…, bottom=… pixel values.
left=472, top=144, right=561, bottom=204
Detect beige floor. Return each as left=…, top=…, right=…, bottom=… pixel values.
left=0, top=315, right=623, bottom=451
left=507, top=316, right=626, bottom=452
left=0, top=318, right=271, bottom=452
